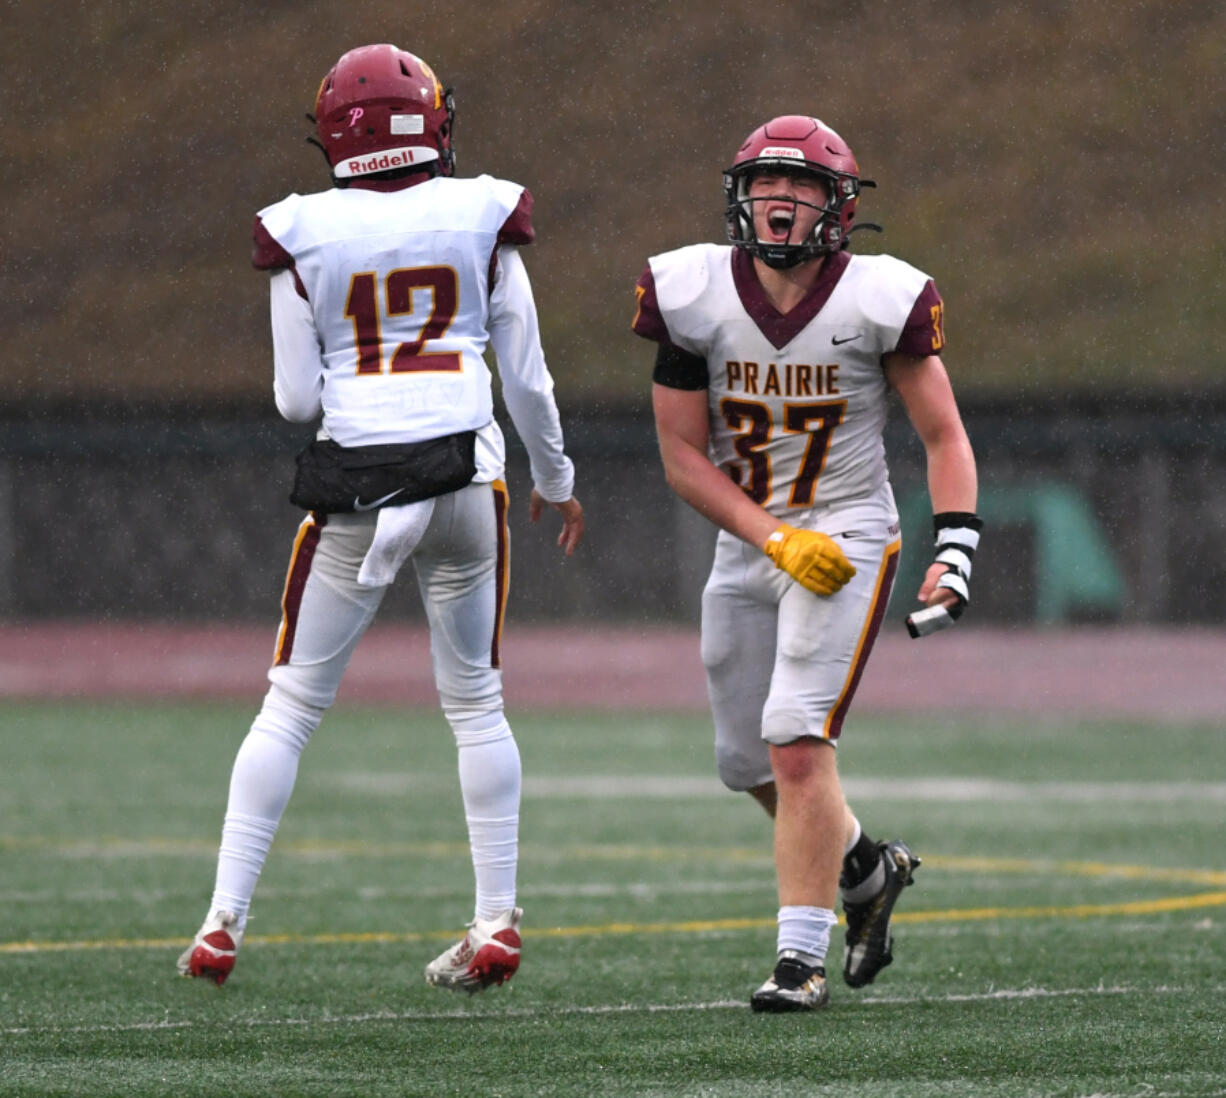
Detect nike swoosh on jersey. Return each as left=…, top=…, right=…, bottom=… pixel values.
left=831, top=334, right=862, bottom=345
left=353, top=488, right=407, bottom=512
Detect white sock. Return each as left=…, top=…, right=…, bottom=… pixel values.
left=454, top=718, right=521, bottom=921
left=777, top=905, right=837, bottom=965
left=209, top=687, right=323, bottom=930
left=210, top=812, right=278, bottom=930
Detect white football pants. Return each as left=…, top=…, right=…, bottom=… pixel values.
left=208, top=480, right=520, bottom=928
left=700, top=484, right=901, bottom=792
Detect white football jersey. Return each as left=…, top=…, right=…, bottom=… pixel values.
left=635, top=244, right=945, bottom=515
left=256, top=175, right=528, bottom=446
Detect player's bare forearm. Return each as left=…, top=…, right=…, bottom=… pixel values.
left=888, top=352, right=976, bottom=515
left=916, top=435, right=977, bottom=606
left=886, top=354, right=981, bottom=621
left=923, top=429, right=977, bottom=517
left=662, top=441, right=778, bottom=548
left=653, top=384, right=776, bottom=549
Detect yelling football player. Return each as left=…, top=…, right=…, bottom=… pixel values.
left=634, top=115, right=981, bottom=1011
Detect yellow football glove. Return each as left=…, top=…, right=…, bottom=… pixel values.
left=763, top=524, right=856, bottom=597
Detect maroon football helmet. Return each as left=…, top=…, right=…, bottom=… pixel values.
left=314, top=44, right=455, bottom=180
left=723, top=115, right=873, bottom=267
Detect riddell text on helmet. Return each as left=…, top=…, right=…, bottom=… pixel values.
left=338, top=147, right=433, bottom=177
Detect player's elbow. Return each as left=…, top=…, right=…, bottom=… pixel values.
left=656, top=446, right=685, bottom=490
left=659, top=451, right=705, bottom=504
left=919, top=416, right=973, bottom=460
left=275, top=390, right=321, bottom=423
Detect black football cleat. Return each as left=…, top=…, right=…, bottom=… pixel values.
left=750, top=952, right=830, bottom=1012
left=842, top=839, right=921, bottom=988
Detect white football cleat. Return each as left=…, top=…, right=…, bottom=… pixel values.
left=424, top=907, right=522, bottom=993
left=177, top=910, right=242, bottom=985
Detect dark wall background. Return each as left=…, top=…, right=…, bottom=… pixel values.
left=3, top=2, right=1223, bottom=627
left=3, top=393, right=1224, bottom=627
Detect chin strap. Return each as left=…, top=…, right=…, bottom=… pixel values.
left=304, top=114, right=333, bottom=170
left=439, top=87, right=457, bottom=175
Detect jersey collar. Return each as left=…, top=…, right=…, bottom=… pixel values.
left=346, top=170, right=436, bottom=193
left=731, top=247, right=851, bottom=350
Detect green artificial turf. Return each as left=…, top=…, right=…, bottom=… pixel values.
left=1, top=701, right=1223, bottom=1096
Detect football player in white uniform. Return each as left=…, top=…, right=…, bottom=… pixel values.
left=178, top=44, right=583, bottom=993
left=634, top=116, right=980, bottom=1011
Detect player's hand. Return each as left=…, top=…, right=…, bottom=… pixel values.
left=905, top=512, right=983, bottom=638
left=762, top=524, right=855, bottom=597
left=529, top=489, right=585, bottom=556
left=917, top=562, right=963, bottom=610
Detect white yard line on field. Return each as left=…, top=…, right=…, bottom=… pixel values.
left=1, top=983, right=1217, bottom=1038
left=327, top=772, right=1226, bottom=802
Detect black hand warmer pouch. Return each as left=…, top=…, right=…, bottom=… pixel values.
left=289, top=431, right=478, bottom=513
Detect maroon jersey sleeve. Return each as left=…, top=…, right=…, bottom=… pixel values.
left=894, top=280, right=947, bottom=356
left=252, top=215, right=308, bottom=300
left=497, top=188, right=535, bottom=246
left=631, top=264, right=672, bottom=344
left=252, top=216, right=294, bottom=271
left=633, top=264, right=706, bottom=388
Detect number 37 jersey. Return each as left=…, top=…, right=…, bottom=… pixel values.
left=633, top=244, right=946, bottom=515
left=253, top=175, right=533, bottom=446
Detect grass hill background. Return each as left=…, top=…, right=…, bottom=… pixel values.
left=2, top=1, right=1223, bottom=405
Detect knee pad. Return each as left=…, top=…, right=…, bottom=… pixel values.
left=715, top=740, right=773, bottom=793
left=251, top=682, right=326, bottom=755
left=699, top=623, right=739, bottom=678
left=446, top=707, right=511, bottom=746
left=266, top=659, right=347, bottom=711
left=434, top=663, right=504, bottom=718
left=761, top=702, right=814, bottom=746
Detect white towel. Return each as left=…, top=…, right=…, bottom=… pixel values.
left=356, top=499, right=436, bottom=587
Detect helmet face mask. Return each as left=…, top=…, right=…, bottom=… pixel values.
left=314, top=44, right=455, bottom=181
left=724, top=116, right=867, bottom=268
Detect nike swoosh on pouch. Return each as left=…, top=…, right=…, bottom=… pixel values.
left=353, top=488, right=407, bottom=512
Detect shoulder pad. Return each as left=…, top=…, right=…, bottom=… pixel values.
left=649, top=244, right=727, bottom=313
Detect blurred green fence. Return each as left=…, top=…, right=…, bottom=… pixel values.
left=1, top=394, right=1222, bottom=626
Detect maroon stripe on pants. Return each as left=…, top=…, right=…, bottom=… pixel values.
left=491, top=482, right=510, bottom=669
left=274, top=513, right=325, bottom=666
left=825, top=541, right=900, bottom=740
